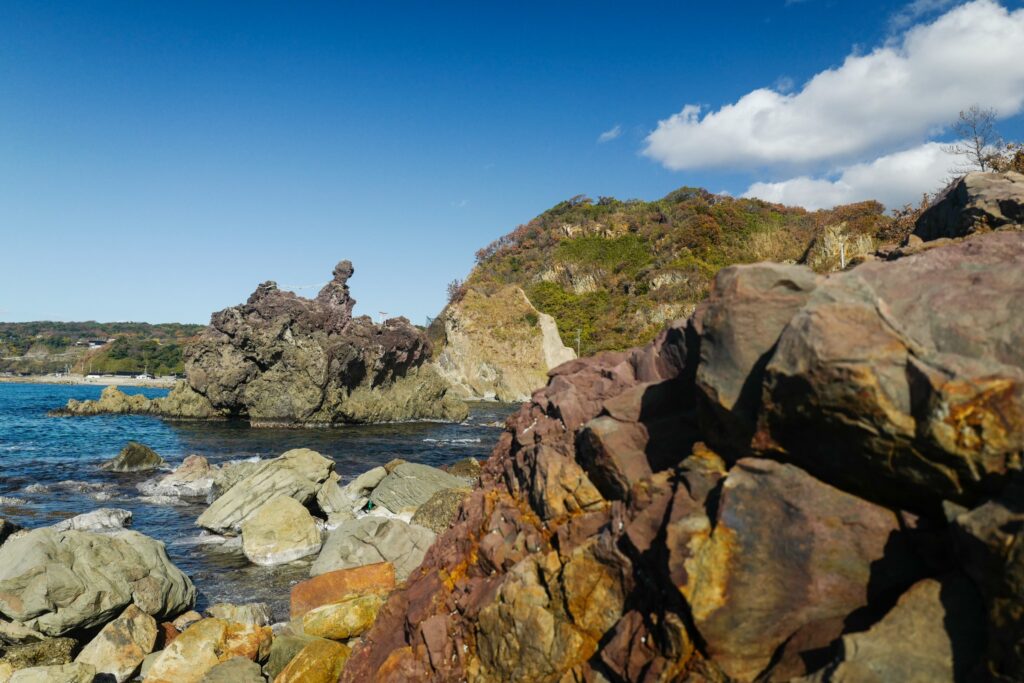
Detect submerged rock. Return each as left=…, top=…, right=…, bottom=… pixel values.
left=100, top=442, right=166, bottom=473
left=50, top=508, right=132, bottom=533
left=138, top=455, right=216, bottom=499
left=0, top=529, right=196, bottom=636
left=196, top=448, right=333, bottom=534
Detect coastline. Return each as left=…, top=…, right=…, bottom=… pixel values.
left=0, top=373, right=178, bottom=388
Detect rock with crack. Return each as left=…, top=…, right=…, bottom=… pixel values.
left=73, top=604, right=157, bottom=683
left=311, top=517, right=435, bottom=581
left=914, top=171, right=1024, bottom=240
left=368, top=463, right=467, bottom=515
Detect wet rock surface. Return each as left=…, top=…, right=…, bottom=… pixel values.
left=340, top=231, right=1024, bottom=683
left=100, top=442, right=166, bottom=473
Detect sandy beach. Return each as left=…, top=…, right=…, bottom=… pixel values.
left=0, top=373, right=178, bottom=388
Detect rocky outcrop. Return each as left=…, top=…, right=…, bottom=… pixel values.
left=0, top=529, right=196, bottom=637
left=311, top=517, right=435, bottom=581
left=341, top=231, right=1021, bottom=683
left=141, top=618, right=271, bottom=683
left=433, top=285, right=576, bottom=402
left=914, top=171, right=1024, bottom=240
left=57, top=260, right=468, bottom=426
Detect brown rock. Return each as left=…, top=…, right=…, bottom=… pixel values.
left=74, top=604, right=157, bottom=683
left=300, top=594, right=384, bottom=641
left=914, top=171, right=1024, bottom=241
left=409, top=487, right=471, bottom=535
left=142, top=618, right=271, bottom=683
left=289, top=563, right=395, bottom=619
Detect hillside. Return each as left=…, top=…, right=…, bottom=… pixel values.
left=0, top=321, right=205, bottom=376
left=429, top=187, right=901, bottom=400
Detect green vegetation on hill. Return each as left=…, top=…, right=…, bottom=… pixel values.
left=0, top=321, right=204, bottom=375
left=448, top=188, right=896, bottom=354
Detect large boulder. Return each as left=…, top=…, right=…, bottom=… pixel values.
left=760, top=231, right=1024, bottom=509
left=301, top=593, right=385, bottom=640
left=241, top=496, right=322, bottom=565
left=914, top=171, right=1024, bottom=241
left=101, top=442, right=165, bottom=473
left=432, top=285, right=576, bottom=402
left=368, top=463, right=467, bottom=515
left=274, top=638, right=350, bottom=683
left=410, top=487, right=471, bottom=535
left=73, top=604, right=157, bottom=683
left=0, top=529, right=196, bottom=636
left=199, top=656, right=264, bottom=683
left=311, top=517, right=435, bottom=581
left=196, top=448, right=333, bottom=534
left=204, top=603, right=272, bottom=627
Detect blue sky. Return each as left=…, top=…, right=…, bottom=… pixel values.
left=2, top=0, right=1022, bottom=324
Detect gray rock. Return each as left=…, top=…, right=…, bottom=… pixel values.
left=0, top=529, right=196, bottom=636
left=368, top=463, right=466, bottom=515
left=199, top=655, right=265, bottom=682
left=210, top=459, right=262, bottom=498
left=50, top=508, right=132, bottom=533
left=196, top=449, right=334, bottom=534
left=139, top=651, right=160, bottom=679
left=8, top=663, right=96, bottom=683
left=138, top=455, right=216, bottom=499
left=205, top=603, right=273, bottom=627
left=0, top=621, right=45, bottom=646
left=311, top=516, right=435, bottom=581
left=914, top=171, right=1024, bottom=241
left=100, top=442, right=166, bottom=473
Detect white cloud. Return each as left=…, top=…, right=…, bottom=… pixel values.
left=743, top=141, right=957, bottom=209
left=644, top=0, right=1024, bottom=171
left=889, top=0, right=960, bottom=31
left=597, top=125, right=622, bottom=143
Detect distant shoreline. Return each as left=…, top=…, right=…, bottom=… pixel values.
left=0, top=373, right=178, bottom=388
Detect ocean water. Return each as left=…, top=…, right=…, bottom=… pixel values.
left=0, top=383, right=514, bottom=619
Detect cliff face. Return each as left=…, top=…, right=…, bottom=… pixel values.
left=61, top=261, right=468, bottom=426
left=341, top=228, right=1024, bottom=682
left=432, top=286, right=575, bottom=402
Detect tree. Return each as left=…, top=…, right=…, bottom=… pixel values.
left=945, top=105, right=1002, bottom=173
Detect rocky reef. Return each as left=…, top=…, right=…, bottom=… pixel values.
left=433, top=285, right=576, bottom=402
left=339, top=226, right=1024, bottom=682
left=57, top=261, right=468, bottom=426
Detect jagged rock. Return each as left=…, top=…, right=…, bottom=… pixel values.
left=7, top=663, right=95, bottom=683
left=101, top=442, right=165, bottom=473
left=171, top=611, right=203, bottom=632
left=368, top=463, right=466, bottom=515
left=446, top=457, right=482, bottom=481
left=141, top=618, right=271, bottom=683
left=0, top=621, right=45, bottom=646
left=138, top=455, right=216, bottom=499
left=760, top=231, right=1024, bottom=509
left=0, top=529, right=196, bottom=636
left=311, top=518, right=434, bottom=581
left=56, top=382, right=226, bottom=420
left=198, top=656, right=264, bottom=683
left=301, top=594, right=384, bottom=641
left=433, top=285, right=576, bottom=402
left=409, top=487, right=471, bottom=535
left=196, top=448, right=333, bottom=534
left=274, top=638, right=349, bottom=683
left=204, top=603, right=272, bottom=627
left=796, top=575, right=984, bottom=683
left=0, top=638, right=76, bottom=670
left=914, top=171, right=1024, bottom=241
left=241, top=496, right=322, bottom=565
left=687, top=459, right=922, bottom=681
left=290, top=563, right=396, bottom=619
left=50, top=508, right=132, bottom=533
left=74, top=604, right=157, bottom=683
left=952, top=477, right=1024, bottom=680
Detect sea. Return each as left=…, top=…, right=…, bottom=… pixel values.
left=0, top=382, right=514, bottom=620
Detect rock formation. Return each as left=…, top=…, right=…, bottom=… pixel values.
left=914, top=171, right=1024, bottom=240
left=57, top=261, right=468, bottom=426
left=433, top=285, right=576, bottom=402
left=340, top=229, right=1023, bottom=682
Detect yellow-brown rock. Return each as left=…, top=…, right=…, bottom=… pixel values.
left=301, top=594, right=384, bottom=641
left=74, top=604, right=157, bottom=683
left=142, top=618, right=272, bottom=683
left=289, top=563, right=395, bottom=619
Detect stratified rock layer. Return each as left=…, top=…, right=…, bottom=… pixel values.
left=58, top=260, right=468, bottom=426
left=342, top=231, right=1021, bottom=683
